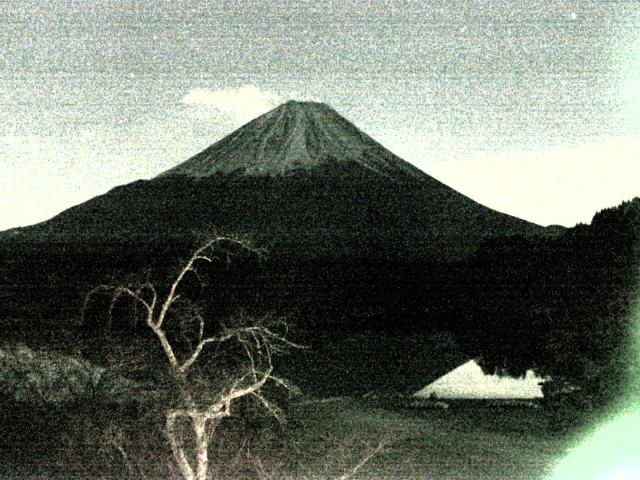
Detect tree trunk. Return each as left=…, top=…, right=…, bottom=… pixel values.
left=194, top=415, right=209, bottom=480
left=166, top=412, right=196, bottom=480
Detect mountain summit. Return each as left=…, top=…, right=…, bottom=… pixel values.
left=160, top=100, right=423, bottom=179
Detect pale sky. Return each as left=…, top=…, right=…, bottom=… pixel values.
left=1, top=0, right=639, bottom=231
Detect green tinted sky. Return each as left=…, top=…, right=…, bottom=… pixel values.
left=1, top=0, right=639, bottom=229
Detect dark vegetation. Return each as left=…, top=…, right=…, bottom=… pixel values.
left=0, top=385, right=574, bottom=479
left=0, top=162, right=551, bottom=399
left=457, top=199, right=640, bottom=417
left=2, top=198, right=638, bottom=405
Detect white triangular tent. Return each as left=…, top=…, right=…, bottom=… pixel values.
left=415, top=359, right=545, bottom=399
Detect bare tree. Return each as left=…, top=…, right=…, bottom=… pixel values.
left=85, top=237, right=299, bottom=480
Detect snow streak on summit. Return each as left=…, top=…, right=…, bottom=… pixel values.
left=160, top=101, right=424, bottom=179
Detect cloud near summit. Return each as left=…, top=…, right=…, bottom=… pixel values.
left=182, top=86, right=283, bottom=122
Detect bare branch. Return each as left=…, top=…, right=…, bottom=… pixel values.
left=81, top=284, right=113, bottom=326
left=111, top=286, right=153, bottom=317
left=222, top=324, right=307, bottom=351
left=107, top=283, right=181, bottom=368
left=250, top=325, right=306, bottom=350
left=337, top=439, right=388, bottom=480
left=177, top=321, right=304, bottom=375
left=152, top=325, right=180, bottom=368
left=214, top=365, right=274, bottom=417
left=197, top=313, right=204, bottom=342
left=178, top=337, right=220, bottom=374
left=166, top=411, right=196, bottom=480
left=156, top=237, right=232, bottom=329
left=266, top=373, right=301, bottom=397
left=188, top=267, right=207, bottom=293
left=191, top=255, right=214, bottom=264
left=252, top=391, right=283, bottom=424
left=136, top=282, right=158, bottom=312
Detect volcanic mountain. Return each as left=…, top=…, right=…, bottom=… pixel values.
left=4, top=100, right=548, bottom=263
left=1, top=100, right=564, bottom=395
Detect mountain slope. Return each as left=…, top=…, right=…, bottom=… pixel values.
left=4, top=101, right=549, bottom=262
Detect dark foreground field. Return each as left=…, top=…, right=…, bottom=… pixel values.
left=0, top=327, right=581, bottom=479
left=0, top=391, right=576, bottom=479
left=286, top=399, right=575, bottom=480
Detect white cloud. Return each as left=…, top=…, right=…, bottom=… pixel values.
left=182, top=86, right=284, bottom=122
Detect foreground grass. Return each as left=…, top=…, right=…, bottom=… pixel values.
left=285, top=398, right=575, bottom=480
left=0, top=395, right=576, bottom=479
left=0, top=331, right=577, bottom=479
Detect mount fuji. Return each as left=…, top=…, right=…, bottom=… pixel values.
left=4, top=101, right=549, bottom=263
left=0, top=101, right=561, bottom=394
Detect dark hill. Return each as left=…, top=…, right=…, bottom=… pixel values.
left=455, top=198, right=640, bottom=411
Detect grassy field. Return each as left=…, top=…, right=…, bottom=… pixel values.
left=0, top=393, right=578, bottom=479
left=0, top=331, right=579, bottom=479
left=282, top=398, right=576, bottom=480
